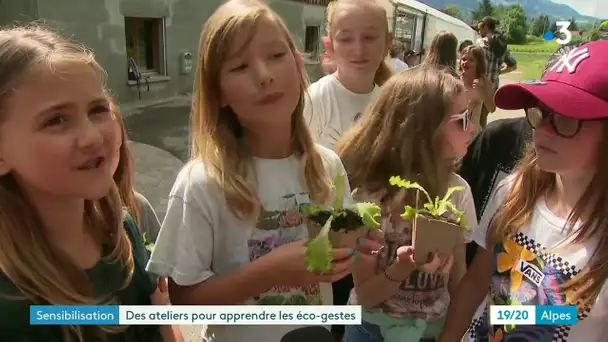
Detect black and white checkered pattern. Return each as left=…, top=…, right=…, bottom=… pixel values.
left=467, top=317, right=484, bottom=339
left=542, top=253, right=580, bottom=278
left=551, top=305, right=592, bottom=342
left=512, top=231, right=543, bottom=255
left=505, top=232, right=596, bottom=342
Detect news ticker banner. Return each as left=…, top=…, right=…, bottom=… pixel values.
left=30, top=305, right=361, bottom=326
left=30, top=305, right=578, bottom=326
left=489, top=305, right=577, bottom=326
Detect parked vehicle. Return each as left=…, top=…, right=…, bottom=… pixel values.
left=389, top=0, right=477, bottom=66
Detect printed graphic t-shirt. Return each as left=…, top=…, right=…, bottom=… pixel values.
left=467, top=176, right=608, bottom=342
left=147, top=144, right=352, bottom=342
left=304, top=74, right=380, bottom=150
left=349, top=174, right=478, bottom=321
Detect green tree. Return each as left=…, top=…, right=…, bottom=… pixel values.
left=471, top=0, right=494, bottom=21
left=529, top=15, right=550, bottom=36
left=588, top=20, right=608, bottom=41
left=569, top=17, right=578, bottom=31
left=549, top=21, right=558, bottom=33
left=444, top=5, right=464, bottom=20
left=499, top=5, right=528, bottom=44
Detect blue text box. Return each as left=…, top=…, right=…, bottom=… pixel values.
left=30, top=305, right=120, bottom=325
left=535, top=305, right=577, bottom=325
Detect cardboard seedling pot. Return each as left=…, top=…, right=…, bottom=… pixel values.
left=306, top=221, right=368, bottom=250
left=412, top=214, right=463, bottom=264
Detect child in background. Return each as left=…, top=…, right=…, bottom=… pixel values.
left=390, top=40, right=409, bottom=72
left=0, top=26, right=167, bottom=341
left=441, top=40, right=608, bottom=342
left=423, top=31, right=459, bottom=73
left=304, top=0, right=393, bottom=150
left=337, top=66, right=477, bottom=342
left=458, top=45, right=495, bottom=130
left=146, top=1, right=381, bottom=341
left=458, top=40, right=474, bottom=58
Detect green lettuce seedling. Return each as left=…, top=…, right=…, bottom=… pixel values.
left=301, top=172, right=381, bottom=272
left=389, top=176, right=468, bottom=229
left=143, top=232, right=155, bottom=253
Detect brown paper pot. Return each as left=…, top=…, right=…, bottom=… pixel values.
left=306, top=221, right=368, bottom=249
left=412, top=214, right=463, bottom=264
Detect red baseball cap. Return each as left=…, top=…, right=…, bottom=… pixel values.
left=494, top=40, right=608, bottom=120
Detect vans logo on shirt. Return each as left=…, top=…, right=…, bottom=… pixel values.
left=516, top=259, right=544, bottom=286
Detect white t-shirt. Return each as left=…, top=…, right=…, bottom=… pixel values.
left=147, top=144, right=352, bottom=342
left=304, top=74, right=380, bottom=150
left=349, top=174, right=477, bottom=321
left=466, top=176, right=608, bottom=342
left=391, top=57, right=409, bottom=72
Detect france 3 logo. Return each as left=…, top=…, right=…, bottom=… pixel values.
left=543, top=21, right=573, bottom=45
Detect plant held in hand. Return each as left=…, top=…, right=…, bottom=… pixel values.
left=389, top=176, right=469, bottom=263
left=389, top=176, right=468, bottom=229
left=300, top=173, right=381, bottom=273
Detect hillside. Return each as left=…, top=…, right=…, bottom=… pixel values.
left=417, top=0, right=600, bottom=22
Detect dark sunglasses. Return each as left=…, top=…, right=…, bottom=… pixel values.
left=524, top=106, right=590, bottom=138
left=452, top=109, right=472, bottom=131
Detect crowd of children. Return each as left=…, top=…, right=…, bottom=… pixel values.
left=0, top=0, right=606, bottom=342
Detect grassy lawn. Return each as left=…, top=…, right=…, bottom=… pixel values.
left=508, top=36, right=562, bottom=80
left=511, top=52, right=552, bottom=80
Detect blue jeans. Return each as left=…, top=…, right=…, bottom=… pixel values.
left=343, top=321, right=383, bottom=342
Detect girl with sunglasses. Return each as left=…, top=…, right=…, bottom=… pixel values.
left=441, top=40, right=608, bottom=342
left=336, top=65, right=477, bottom=341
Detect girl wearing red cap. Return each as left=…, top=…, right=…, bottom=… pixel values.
left=441, top=40, right=608, bottom=342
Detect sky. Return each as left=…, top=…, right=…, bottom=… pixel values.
left=552, top=0, right=606, bottom=18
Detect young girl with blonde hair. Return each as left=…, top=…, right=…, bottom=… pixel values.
left=423, top=30, right=459, bottom=72
left=146, top=1, right=380, bottom=341
left=337, top=66, right=476, bottom=342
left=441, top=40, right=608, bottom=342
left=459, top=45, right=495, bottom=130
left=305, top=0, right=394, bottom=150
left=0, top=26, right=166, bottom=341
left=337, top=66, right=477, bottom=341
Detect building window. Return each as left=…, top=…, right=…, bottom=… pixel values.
left=304, top=25, right=320, bottom=60
left=125, top=17, right=166, bottom=75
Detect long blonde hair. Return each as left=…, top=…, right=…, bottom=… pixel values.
left=460, top=44, right=487, bottom=79
left=111, top=101, right=141, bottom=225
left=326, top=0, right=394, bottom=85
left=336, top=66, right=464, bottom=202
left=190, top=0, right=331, bottom=220
left=0, top=26, right=133, bottom=341
left=423, top=30, right=459, bottom=73
left=489, top=123, right=608, bottom=307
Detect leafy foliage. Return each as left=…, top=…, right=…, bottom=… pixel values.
left=143, top=232, right=154, bottom=253
left=388, top=176, right=468, bottom=229
left=302, top=173, right=381, bottom=273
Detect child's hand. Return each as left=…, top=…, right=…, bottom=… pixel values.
left=390, top=246, right=453, bottom=279
left=150, top=276, right=170, bottom=305
left=264, top=240, right=355, bottom=286
left=355, top=228, right=385, bottom=264
left=419, top=253, right=454, bottom=274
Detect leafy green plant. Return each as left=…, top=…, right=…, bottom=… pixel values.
left=389, top=176, right=468, bottom=229
left=143, top=232, right=155, bottom=253
left=300, top=173, right=381, bottom=272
